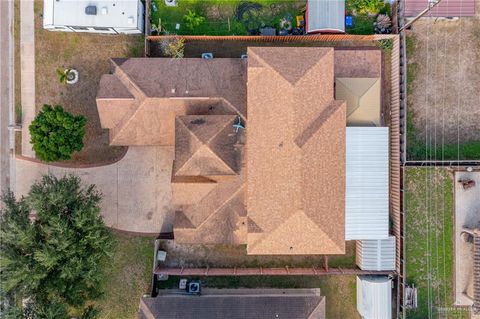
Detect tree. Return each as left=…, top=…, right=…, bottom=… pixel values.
left=56, top=68, right=71, bottom=84
left=183, top=10, right=205, bottom=31
left=0, top=175, right=113, bottom=317
left=29, top=104, right=86, bottom=162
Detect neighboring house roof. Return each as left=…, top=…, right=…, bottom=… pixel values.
left=346, top=127, right=389, bottom=240
left=356, top=276, right=392, bottom=319
left=336, top=78, right=381, bottom=126
left=356, top=236, right=396, bottom=271
left=306, top=0, right=345, bottom=33
left=404, top=0, right=475, bottom=17
left=139, top=289, right=326, bottom=319
left=246, top=47, right=346, bottom=255
left=96, top=58, right=246, bottom=146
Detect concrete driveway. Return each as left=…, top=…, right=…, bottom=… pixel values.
left=15, top=146, right=175, bottom=234
left=454, top=171, right=480, bottom=306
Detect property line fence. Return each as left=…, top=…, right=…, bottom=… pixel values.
left=147, top=34, right=379, bottom=42
left=154, top=266, right=394, bottom=277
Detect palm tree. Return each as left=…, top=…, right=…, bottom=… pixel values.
left=56, top=68, right=71, bottom=84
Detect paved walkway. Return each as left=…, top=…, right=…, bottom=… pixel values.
left=15, top=146, right=175, bottom=234
left=454, top=171, right=480, bottom=306
left=20, top=0, right=35, bottom=157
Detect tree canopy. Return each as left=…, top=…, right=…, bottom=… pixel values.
left=0, top=175, right=113, bottom=318
left=29, top=104, right=86, bottom=162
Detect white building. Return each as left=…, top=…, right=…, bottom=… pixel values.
left=357, top=276, right=392, bottom=319
left=43, top=0, right=144, bottom=34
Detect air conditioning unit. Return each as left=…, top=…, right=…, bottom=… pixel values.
left=85, top=5, right=97, bottom=15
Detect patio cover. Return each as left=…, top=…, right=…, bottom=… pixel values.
left=346, top=127, right=389, bottom=240
left=336, top=78, right=381, bottom=126
left=306, top=0, right=345, bottom=34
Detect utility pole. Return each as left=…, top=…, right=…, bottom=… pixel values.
left=400, top=0, right=443, bottom=31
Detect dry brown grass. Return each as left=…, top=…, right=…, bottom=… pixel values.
left=34, top=0, right=144, bottom=165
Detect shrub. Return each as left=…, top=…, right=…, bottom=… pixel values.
left=29, top=104, right=86, bottom=162
left=183, top=10, right=205, bottom=31
left=161, top=37, right=185, bottom=58
left=347, top=0, right=388, bottom=15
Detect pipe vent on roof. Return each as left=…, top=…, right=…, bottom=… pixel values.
left=85, top=5, right=97, bottom=15
left=101, top=7, right=108, bottom=15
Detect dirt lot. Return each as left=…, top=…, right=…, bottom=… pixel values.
left=407, top=16, right=480, bottom=146
left=159, top=240, right=356, bottom=268
left=34, top=0, right=144, bottom=165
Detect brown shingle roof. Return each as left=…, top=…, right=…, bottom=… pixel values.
left=173, top=115, right=240, bottom=178
left=139, top=288, right=325, bottom=319
left=96, top=58, right=246, bottom=146
left=246, top=47, right=346, bottom=255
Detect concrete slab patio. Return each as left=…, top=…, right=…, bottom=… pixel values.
left=454, top=171, right=480, bottom=306
left=15, top=146, right=175, bottom=234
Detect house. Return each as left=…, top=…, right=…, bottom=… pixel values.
left=43, top=0, right=144, bottom=34
left=139, top=288, right=326, bottom=319
left=306, top=0, right=345, bottom=34
left=96, top=46, right=389, bottom=256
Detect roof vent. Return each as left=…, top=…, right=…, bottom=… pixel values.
left=127, top=16, right=135, bottom=24
left=85, top=5, right=97, bottom=15
left=101, top=7, right=108, bottom=15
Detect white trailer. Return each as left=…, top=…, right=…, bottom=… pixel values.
left=43, top=0, right=144, bottom=34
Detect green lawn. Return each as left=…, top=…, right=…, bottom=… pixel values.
left=159, top=275, right=360, bottom=318
left=151, top=0, right=304, bottom=35
left=94, top=233, right=154, bottom=319
left=404, top=168, right=468, bottom=318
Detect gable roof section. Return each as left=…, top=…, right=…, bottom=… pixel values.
left=173, top=115, right=239, bottom=177
left=140, top=289, right=326, bottom=319
left=96, top=58, right=246, bottom=146
left=336, top=77, right=381, bottom=126
left=246, top=47, right=346, bottom=255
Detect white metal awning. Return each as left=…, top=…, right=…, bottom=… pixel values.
left=357, top=276, right=392, bottom=319
left=306, top=0, right=345, bottom=33
left=356, top=236, right=396, bottom=271
left=346, top=127, right=389, bottom=240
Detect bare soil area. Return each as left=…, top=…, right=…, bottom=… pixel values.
left=159, top=240, right=356, bottom=268
left=34, top=0, right=144, bottom=165
left=407, top=16, right=480, bottom=145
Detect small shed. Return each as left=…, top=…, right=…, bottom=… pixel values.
left=356, top=236, right=396, bottom=271
left=336, top=78, right=381, bottom=126
left=306, top=0, right=345, bottom=34
left=357, top=276, right=392, bottom=319
left=345, top=127, right=389, bottom=240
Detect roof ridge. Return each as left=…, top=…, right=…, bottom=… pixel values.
left=173, top=119, right=203, bottom=174
left=175, top=144, right=236, bottom=178
left=195, top=184, right=245, bottom=230
left=295, top=100, right=345, bottom=148
left=246, top=49, right=294, bottom=87
left=111, top=58, right=147, bottom=101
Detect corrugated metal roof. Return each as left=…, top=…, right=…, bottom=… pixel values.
left=307, top=0, right=345, bottom=33
left=356, top=236, right=396, bottom=271
left=346, top=127, right=389, bottom=240
left=357, top=276, right=392, bottom=319
left=405, top=0, right=475, bottom=17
